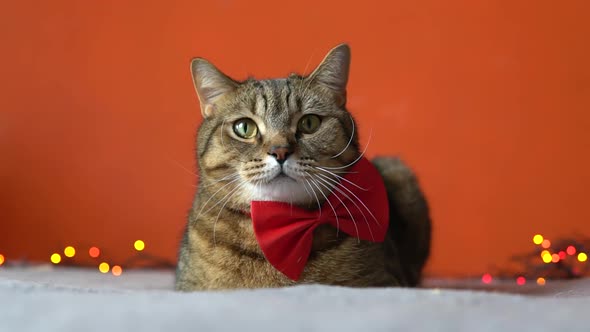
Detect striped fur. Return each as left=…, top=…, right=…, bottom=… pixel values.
left=175, top=44, right=431, bottom=291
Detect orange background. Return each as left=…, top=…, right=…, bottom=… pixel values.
left=1, top=0, right=589, bottom=277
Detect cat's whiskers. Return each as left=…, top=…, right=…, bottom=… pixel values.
left=315, top=172, right=379, bottom=227
left=200, top=177, right=245, bottom=216
left=300, top=179, right=322, bottom=216
left=199, top=173, right=240, bottom=189
left=303, top=179, right=322, bottom=217
left=321, top=128, right=373, bottom=170
left=315, top=167, right=368, bottom=192
left=331, top=114, right=355, bottom=159
left=212, top=180, right=249, bottom=247
left=310, top=173, right=360, bottom=242
left=195, top=176, right=242, bottom=220
left=167, top=157, right=198, bottom=178
left=304, top=172, right=340, bottom=238
left=314, top=175, right=375, bottom=241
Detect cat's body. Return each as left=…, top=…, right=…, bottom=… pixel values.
left=175, top=44, right=431, bottom=291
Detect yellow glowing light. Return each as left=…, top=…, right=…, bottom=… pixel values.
left=50, top=253, right=62, bottom=264
left=112, top=265, right=122, bottom=276
left=0, top=254, right=4, bottom=266
left=532, top=234, right=543, bottom=245
left=64, top=246, right=76, bottom=258
left=540, top=250, right=550, bottom=258
left=537, top=277, right=546, bottom=286
left=134, top=240, right=145, bottom=251
left=99, top=262, right=110, bottom=273
left=541, top=239, right=551, bottom=249
left=578, top=252, right=588, bottom=262
left=541, top=252, right=552, bottom=263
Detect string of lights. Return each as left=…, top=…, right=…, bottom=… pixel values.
left=0, top=239, right=176, bottom=276
left=481, top=233, right=589, bottom=286
left=0, top=234, right=587, bottom=284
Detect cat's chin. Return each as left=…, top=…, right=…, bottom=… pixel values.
left=245, top=175, right=312, bottom=205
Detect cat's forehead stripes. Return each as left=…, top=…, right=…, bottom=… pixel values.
left=253, top=79, right=298, bottom=130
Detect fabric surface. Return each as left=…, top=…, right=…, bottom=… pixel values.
left=1, top=266, right=589, bottom=332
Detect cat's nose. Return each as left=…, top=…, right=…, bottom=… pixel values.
left=268, top=145, right=292, bottom=165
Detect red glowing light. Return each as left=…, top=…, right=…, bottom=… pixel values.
left=567, top=246, right=576, bottom=256
left=541, top=239, right=551, bottom=249
left=558, top=251, right=567, bottom=260
left=89, top=247, right=100, bottom=258
left=482, top=273, right=493, bottom=284
left=516, top=277, right=526, bottom=285
left=551, top=254, right=560, bottom=263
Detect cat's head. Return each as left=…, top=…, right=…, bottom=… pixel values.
left=191, top=44, right=360, bottom=209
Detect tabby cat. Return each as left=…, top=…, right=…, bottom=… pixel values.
left=175, top=44, right=431, bottom=291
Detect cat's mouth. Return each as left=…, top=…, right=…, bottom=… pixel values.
left=271, top=171, right=296, bottom=182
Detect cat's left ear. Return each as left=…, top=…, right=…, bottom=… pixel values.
left=306, top=43, right=351, bottom=106
left=190, top=58, right=239, bottom=119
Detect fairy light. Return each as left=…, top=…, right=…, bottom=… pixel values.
left=578, top=252, right=588, bottom=262
left=0, top=254, right=4, bottom=266
left=64, top=246, right=76, bottom=258
left=516, top=276, right=526, bottom=285
left=481, top=273, right=492, bottom=284
left=98, top=262, right=110, bottom=273
left=558, top=251, right=567, bottom=260
left=566, top=246, right=576, bottom=256
left=541, top=239, right=551, bottom=249
left=551, top=254, right=560, bottom=263
left=88, top=247, right=100, bottom=258
left=50, top=253, right=61, bottom=264
left=537, top=277, right=546, bottom=286
left=532, top=234, right=543, bottom=245
left=112, top=265, right=122, bottom=276
left=134, top=240, right=145, bottom=251
left=541, top=252, right=552, bottom=263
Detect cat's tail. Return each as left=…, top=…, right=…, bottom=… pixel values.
left=371, top=156, right=432, bottom=287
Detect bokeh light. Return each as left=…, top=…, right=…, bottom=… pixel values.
left=578, top=252, right=588, bottom=262
left=88, top=247, right=100, bottom=258
left=551, top=254, right=560, bottom=263
left=99, top=262, right=110, bottom=273
left=481, top=273, right=492, bottom=284
left=542, top=252, right=552, bottom=263
left=541, top=239, right=551, bottom=249
left=516, top=276, right=526, bottom=285
left=558, top=251, right=567, bottom=260
left=112, top=265, right=122, bottom=276
left=50, top=253, right=61, bottom=264
left=0, top=254, right=4, bottom=266
left=134, top=240, right=145, bottom=251
left=64, top=246, right=76, bottom=258
left=537, top=277, right=546, bottom=286
left=532, top=234, right=543, bottom=245
left=567, top=245, right=577, bottom=256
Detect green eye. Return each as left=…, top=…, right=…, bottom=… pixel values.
left=233, top=118, right=258, bottom=139
left=298, top=114, right=321, bottom=134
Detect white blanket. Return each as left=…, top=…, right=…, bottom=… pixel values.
left=1, top=267, right=588, bottom=332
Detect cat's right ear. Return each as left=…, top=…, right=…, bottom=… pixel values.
left=190, top=58, right=238, bottom=119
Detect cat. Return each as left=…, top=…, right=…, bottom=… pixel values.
left=175, top=44, right=431, bottom=291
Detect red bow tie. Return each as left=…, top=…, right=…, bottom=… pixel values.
left=250, top=157, right=390, bottom=281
